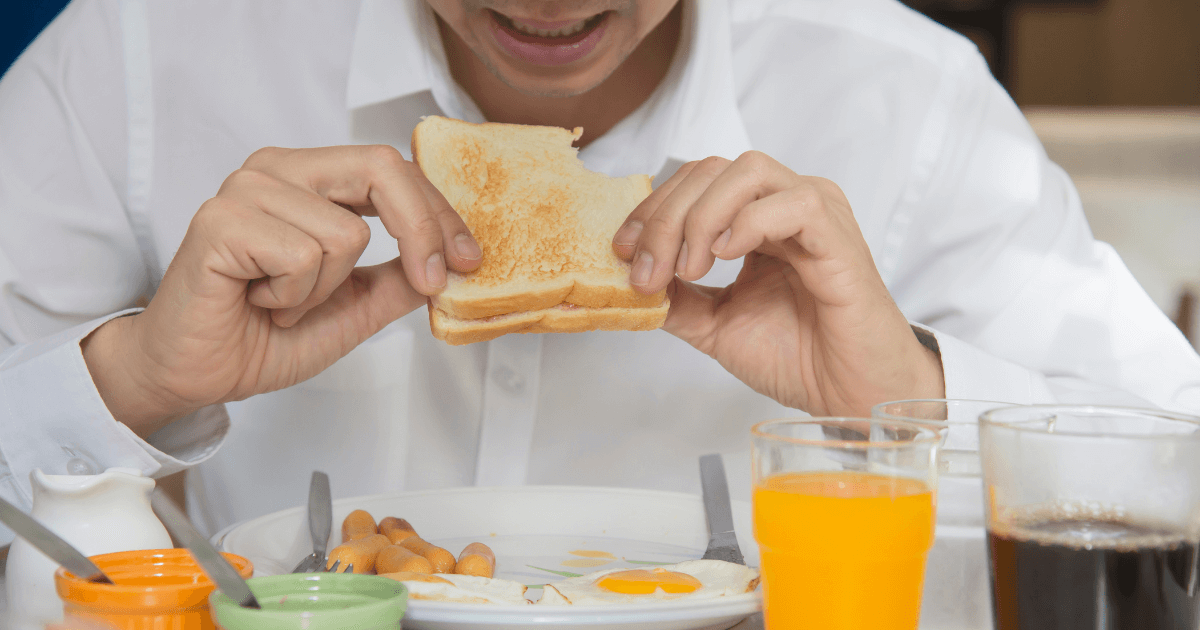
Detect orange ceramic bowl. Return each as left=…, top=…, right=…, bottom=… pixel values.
left=55, top=548, right=253, bottom=630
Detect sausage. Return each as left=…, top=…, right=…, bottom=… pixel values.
left=341, top=509, right=378, bottom=543
left=326, top=533, right=390, bottom=573
left=378, top=517, right=418, bottom=545
left=453, top=542, right=496, bottom=578
left=399, top=536, right=457, bottom=573
left=375, top=544, right=434, bottom=574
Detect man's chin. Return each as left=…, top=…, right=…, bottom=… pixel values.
left=485, top=66, right=617, bottom=98
left=472, top=51, right=624, bottom=99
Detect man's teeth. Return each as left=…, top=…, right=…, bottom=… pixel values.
left=509, top=17, right=590, bottom=38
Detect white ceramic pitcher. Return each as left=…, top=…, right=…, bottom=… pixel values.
left=5, top=467, right=173, bottom=630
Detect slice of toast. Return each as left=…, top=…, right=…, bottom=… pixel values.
left=412, top=116, right=666, bottom=324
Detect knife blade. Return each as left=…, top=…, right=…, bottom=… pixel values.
left=308, top=471, right=331, bottom=558
left=699, top=453, right=745, bottom=565
left=0, top=496, right=113, bottom=584
left=150, top=490, right=260, bottom=609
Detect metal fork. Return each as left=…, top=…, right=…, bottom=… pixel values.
left=324, top=559, right=353, bottom=573
left=292, top=551, right=324, bottom=573
left=290, top=471, right=331, bottom=573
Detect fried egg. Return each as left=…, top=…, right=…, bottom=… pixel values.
left=379, top=572, right=531, bottom=605
left=536, top=559, right=760, bottom=605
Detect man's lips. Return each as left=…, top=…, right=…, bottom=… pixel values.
left=488, top=10, right=611, bottom=67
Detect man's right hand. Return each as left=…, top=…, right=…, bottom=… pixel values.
left=81, top=146, right=481, bottom=436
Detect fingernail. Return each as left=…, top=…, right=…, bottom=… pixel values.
left=425, top=252, right=446, bottom=288
left=675, top=242, right=689, bottom=276
left=455, top=233, right=481, bottom=260
left=631, top=251, right=654, bottom=286
left=711, top=228, right=732, bottom=256
left=613, top=221, right=644, bottom=247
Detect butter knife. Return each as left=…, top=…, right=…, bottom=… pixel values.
left=150, top=490, right=261, bottom=609
left=0, top=495, right=113, bottom=583
left=699, top=453, right=745, bottom=565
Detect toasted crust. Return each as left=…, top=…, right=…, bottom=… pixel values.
left=413, top=116, right=665, bottom=339
left=430, top=300, right=670, bottom=346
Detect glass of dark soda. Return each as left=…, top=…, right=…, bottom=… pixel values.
left=979, top=406, right=1200, bottom=630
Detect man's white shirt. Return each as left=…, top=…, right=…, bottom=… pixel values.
left=2, top=0, right=1199, bottom=541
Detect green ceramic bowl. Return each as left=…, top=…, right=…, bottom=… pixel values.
left=209, top=573, right=407, bottom=630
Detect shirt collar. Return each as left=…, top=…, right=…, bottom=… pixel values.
left=660, top=0, right=753, bottom=165
left=345, top=0, right=752, bottom=165
left=345, top=0, right=437, bottom=110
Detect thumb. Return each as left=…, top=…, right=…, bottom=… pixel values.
left=661, top=278, right=725, bottom=354
left=308, top=257, right=429, bottom=341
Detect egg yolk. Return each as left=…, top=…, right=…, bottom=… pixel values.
left=595, top=568, right=702, bottom=594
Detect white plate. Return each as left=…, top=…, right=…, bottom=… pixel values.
left=215, top=486, right=761, bottom=630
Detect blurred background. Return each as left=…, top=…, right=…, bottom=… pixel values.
left=2, top=0, right=1198, bottom=344
left=906, top=0, right=1200, bottom=345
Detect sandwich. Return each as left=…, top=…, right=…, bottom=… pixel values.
left=412, top=116, right=669, bottom=345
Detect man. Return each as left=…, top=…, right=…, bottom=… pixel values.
left=1, top=0, right=1197, bottom=535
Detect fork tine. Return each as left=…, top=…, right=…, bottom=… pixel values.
left=324, top=559, right=354, bottom=573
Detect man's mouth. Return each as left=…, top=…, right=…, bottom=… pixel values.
left=488, top=10, right=611, bottom=66
left=496, top=11, right=607, bottom=40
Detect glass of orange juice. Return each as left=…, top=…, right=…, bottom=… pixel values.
left=752, top=418, right=943, bottom=630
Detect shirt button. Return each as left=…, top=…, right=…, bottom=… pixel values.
left=66, top=457, right=96, bottom=476
left=491, top=365, right=526, bottom=395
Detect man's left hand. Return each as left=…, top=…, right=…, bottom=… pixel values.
left=612, top=151, right=944, bottom=416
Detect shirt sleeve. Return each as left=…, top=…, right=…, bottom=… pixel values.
left=890, top=51, right=1200, bottom=414
left=0, top=0, right=229, bottom=526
